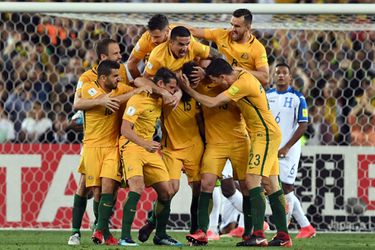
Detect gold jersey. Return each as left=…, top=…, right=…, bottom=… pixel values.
left=145, top=39, right=210, bottom=75
left=82, top=81, right=133, bottom=147
left=197, top=82, right=248, bottom=144
left=203, top=29, right=268, bottom=70
left=162, top=98, right=201, bottom=149
left=224, top=71, right=281, bottom=137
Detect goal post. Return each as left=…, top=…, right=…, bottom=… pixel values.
left=0, top=2, right=374, bottom=232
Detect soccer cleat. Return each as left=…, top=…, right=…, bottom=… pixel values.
left=153, top=235, right=183, bottom=246
left=118, top=237, right=139, bottom=246
left=92, top=230, right=104, bottom=245
left=296, top=225, right=316, bottom=239
left=138, top=220, right=155, bottom=242
left=186, top=229, right=208, bottom=246
left=236, top=235, right=268, bottom=247
left=229, top=227, right=244, bottom=238
left=269, top=234, right=293, bottom=247
left=207, top=230, right=220, bottom=241
left=105, top=234, right=118, bottom=246
left=68, top=232, right=81, bottom=245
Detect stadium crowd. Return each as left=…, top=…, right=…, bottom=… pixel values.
left=0, top=11, right=374, bottom=145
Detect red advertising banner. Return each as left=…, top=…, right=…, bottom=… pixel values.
left=0, top=144, right=156, bottom=229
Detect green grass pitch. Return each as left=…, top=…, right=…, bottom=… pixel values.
left=0, top=230, right=374, bottom=249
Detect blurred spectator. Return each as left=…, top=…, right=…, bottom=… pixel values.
left=53, top=112, right=69, bottom=143
left=4, top=81, right=35, bottom=132
left=19, top=101, right=53, bottom=143
left=0, top=104, right=15, bottom=143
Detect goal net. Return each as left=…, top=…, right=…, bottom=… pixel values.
left=0, top=3, right=374, bottom=232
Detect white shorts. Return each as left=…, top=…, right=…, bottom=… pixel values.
left=222, top=159, right=233, bottom=179
left=279, top=145, right=301, bottom=185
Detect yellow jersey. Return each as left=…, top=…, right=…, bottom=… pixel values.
left=162, top=98, right=201, bottom=149
left=224, top=71, right=281, bottom=137
left=121, top=93, right=162, bottom=145
left=202, top=29, right=268, bottom=70
left=197, top=82, right=248, bottom=144
left=145, top=40, right=210, bottom=75
left=82, top=81, right=134, bottom=147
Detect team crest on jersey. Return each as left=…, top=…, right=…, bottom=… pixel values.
left=88, top=88, right=97, bottom=97
left=126, top=106, right=136, bottom=116
left=228, top=86, right=239, bottom=96
left=241, top=53, right=248, bottom=59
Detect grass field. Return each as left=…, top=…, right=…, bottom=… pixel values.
left=1, top=230, right=375, bottom=250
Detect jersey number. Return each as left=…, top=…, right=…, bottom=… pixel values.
left=183, top=101, right=192, bottom=111
left=249, top=153, right=261, bottom=166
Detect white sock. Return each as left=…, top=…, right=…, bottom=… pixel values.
left=209, top=187, right=222, bottom=233
left=220, top=195, right=237, bottom=232
left=238, top=213, right=244, bottom=228
left=291, top=193, right=311, bottom=228
left=285, top=192, right=295, bottom=223
left=227, top=189, right=243, bottom=213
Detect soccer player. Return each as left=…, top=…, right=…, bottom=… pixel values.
left=266, top=62, right=316, bottom=239
left=185, top=61, right=250, bottom=245
left=119, top=68, right=182, bottom=246
left=188, top=8, right=269, bottom=88
left=181, top=58, right=292, bottom=247
left=143, top=26, right=220, bottom=78
left=82, top=60, right=150, bottom=245
left=68, top=38, right=129, bottom=246
left=127, top=14, right=170, bottom=79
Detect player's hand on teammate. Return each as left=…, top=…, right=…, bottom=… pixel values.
left=278, top=146, right=290, bottom=158
left=99, top=93, right=121, bottom=112
left=143, top=140, right=161, bottom=153
left=177, top=72, right=191, bottom=90
left=135, top=85, right=153, bottom=95
left=190, top=66, right=205, bottom=86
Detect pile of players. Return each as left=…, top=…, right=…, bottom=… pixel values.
left=67, top=9, right=316, bottom=247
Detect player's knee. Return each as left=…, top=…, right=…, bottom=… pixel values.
left=128, top=177, right=145, bottom=194
left=200, top=174, right=217, bottom=192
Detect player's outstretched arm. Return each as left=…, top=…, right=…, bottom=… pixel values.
left=127, top=54, right=142, bottom=80
left=121, top=120, right=161, bottom=153
left=114, top=86, right=152, bottom=105
left=134, top=77, right=180, bottom=107
left=73, top=91, right=120, bottom=113
left=179, top=73, right=230, bottom=108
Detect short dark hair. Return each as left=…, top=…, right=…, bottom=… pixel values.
left=170, top=26, right=190, bottom=40
left=275, top=62, right=291, bottom=72
left=182, top=61, right=198, bottom=83
left=96, top=38, right=117, bottom=58
left=147, top=14, right=169, bottom=31
left=97, top=60, right=120, bottom=78
left=233, top=9, right=253, bottom=25
left=153, top=67, right=177, bottom=85
left=206, top=58, right=233, bottom=77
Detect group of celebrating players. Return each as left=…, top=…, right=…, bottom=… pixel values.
left=67, top=8, right=316, bottom=248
